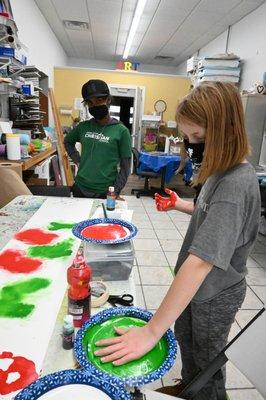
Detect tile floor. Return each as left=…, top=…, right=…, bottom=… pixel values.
left=124, top=195, right=266, bottom=400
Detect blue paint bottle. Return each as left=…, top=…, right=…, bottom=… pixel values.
left=106, top=186, right=116, bottom=211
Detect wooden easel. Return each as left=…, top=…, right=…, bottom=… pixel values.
left=48, top=88, right=74, bottom=186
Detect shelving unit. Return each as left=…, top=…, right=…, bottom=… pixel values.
left=0, top=58, right=24, bottom=121
left=8, top=66, right=49, bottom=129
left=0, top=7, right=55, bottom=187
left=141, top=115, right=161, bottom=152
left=0, top=13, right=28, bottom=122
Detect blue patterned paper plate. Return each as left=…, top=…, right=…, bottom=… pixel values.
left=72, top=218, right=138, bottom=244
left=14, top=369, right=132, bottom=400
left=74, top=307, right=177, bottom=387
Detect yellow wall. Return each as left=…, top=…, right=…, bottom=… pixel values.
left=54, top=68, right=190, bottom=126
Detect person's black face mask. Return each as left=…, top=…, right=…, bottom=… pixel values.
left=89, top=104, right=109, bottom=120
left=183, top=138, right=205, bottom=164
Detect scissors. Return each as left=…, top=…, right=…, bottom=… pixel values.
left=107, top=294, right=134, bottom=307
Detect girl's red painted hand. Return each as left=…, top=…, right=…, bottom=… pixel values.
left=155, top=188, right=179, bottom=211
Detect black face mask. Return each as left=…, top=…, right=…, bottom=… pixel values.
left=89, top=104, right=109, bottom=120
left=184, top=138, right=205, bottom=164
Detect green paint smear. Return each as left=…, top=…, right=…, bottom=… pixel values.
left=84, top=316, right=168, bottom=378
left=27, top=238, right=75, bottom=259
left=47, top=221, right=76, bottom=231
left=0, top=277, right=51, bottom=318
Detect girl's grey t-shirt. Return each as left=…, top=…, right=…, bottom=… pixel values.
left=175, top=163, right=261, bottom=303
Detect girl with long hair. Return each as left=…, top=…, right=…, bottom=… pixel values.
left=94, top=82, right=261, bottom=399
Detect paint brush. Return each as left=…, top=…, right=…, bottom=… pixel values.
left=102, top=203, right=108, bottom=219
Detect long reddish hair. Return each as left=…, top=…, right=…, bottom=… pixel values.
left=176, top=82, right=250, bottom=183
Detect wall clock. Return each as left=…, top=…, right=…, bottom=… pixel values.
left=154, top=99, right=167, bottom=113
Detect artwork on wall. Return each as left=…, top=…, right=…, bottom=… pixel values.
left=0, top=197, right=93, bottom=399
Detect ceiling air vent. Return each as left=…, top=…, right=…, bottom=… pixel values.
left=63, top=20, right=89, bottom=31
left=154, top=55, right=175, bottom=61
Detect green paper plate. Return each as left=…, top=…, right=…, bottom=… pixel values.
left=83, top=316, right=168, bottom=378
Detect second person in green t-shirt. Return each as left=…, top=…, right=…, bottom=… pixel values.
left=64, top=79, right=132, bottom=199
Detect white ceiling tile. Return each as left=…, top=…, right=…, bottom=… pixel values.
left=157, top=9, right=222, bottom=58
left=135, top=0, right=190, bottom=59
left=243, top=0, right=266, bottom=7
left=122, top=0, right=137, bottom=11
left=35, top=0, right=77, bottom=56
left=158, top=0, right=201, bottom=13
left=172, top=23, right=228, bottom=64
left=66, top=30, right=94, bottom=58
left=196, top=0, right=242, bottom=14
left=51, top=0, right=89, bottom=21
left=87, top=0, right=123, bottom=57
left=220, top=0, right=266, bottom=26
left=119, top=10, right=136, bottom=31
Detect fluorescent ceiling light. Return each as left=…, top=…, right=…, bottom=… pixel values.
left=123, top=0, right=147, bottom=59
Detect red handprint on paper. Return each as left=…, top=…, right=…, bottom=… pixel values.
left=0, top=352, right=38, bottom=395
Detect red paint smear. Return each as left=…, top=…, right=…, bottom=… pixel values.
left=15, top=228, right=58, bottom=245
left=82, top=224, right=128, bottom=240
left=0, top=249, right=43, bottom=274
left=0, top=351, right=38, bottom=395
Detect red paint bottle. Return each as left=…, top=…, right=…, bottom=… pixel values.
left=67, top=251, right=92, bottom=328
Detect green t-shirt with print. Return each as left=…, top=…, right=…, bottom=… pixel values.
left=66, top=119, right=132, bottom=194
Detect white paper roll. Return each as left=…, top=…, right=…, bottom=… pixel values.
left=6, top=134, right=21, bottom=160
left=164, top=137, right=170, bottom=154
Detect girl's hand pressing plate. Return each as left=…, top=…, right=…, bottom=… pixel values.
left=94, top=325, right=158, bottom=366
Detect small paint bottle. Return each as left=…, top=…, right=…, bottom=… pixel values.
left=106, top=186, right=116, bottom=211
left=62, top=314, right=74, bottom=350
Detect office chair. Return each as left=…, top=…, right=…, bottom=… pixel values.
left=131, top=147, right=160, bottom=198
left=179, top=308, right=266, bottom=399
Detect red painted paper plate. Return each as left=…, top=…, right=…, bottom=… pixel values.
left=72, top=218, right=138, bottom=244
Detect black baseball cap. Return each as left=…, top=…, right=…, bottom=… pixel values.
left=81, top=79, right=110, bottom=102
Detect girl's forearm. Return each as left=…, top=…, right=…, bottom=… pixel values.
left=175, top=199, right=195, bottom=215
left=147, top=255, right=212, bottom=340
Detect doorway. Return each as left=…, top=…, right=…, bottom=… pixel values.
left=109, top=85, right=144, bottom=150
left=110, top=96, right=134, bottom=132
